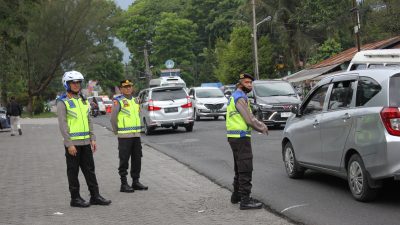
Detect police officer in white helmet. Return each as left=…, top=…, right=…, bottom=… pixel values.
left=57, top=70, right=111, bottom=207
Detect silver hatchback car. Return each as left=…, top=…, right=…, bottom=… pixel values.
left=138, top=86, right=194, bottom=135
left=282, top=68, right=400, bottom=202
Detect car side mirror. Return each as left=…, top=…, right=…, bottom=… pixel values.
left=291, top=104, right=301, bottom=116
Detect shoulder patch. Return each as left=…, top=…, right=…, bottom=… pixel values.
left=113, top=100, right=119, bottom=106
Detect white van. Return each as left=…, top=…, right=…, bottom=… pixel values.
left=149, top=76, right=186, bottom=88
left=347, top=49, right=400, bottom=71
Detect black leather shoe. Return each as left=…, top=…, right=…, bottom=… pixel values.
left=90, top=195, right=111, bottom=205
left=18, top=129, right=22, bottom=135
left=240, top=196, right=263, bottom=210
left=120, top=184, right=134, bottom=193
left=132, top=181, right=148, bottom=190
left=231, top=192, right=240, bottom=204
left=70, top=197, right=90, bottom=208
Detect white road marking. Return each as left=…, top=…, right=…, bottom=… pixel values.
left=280, top=204, right=308, bottom=213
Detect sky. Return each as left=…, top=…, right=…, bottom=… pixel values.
left=113, top=0, right=134, bottom=63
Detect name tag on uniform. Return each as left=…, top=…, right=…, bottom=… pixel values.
left=68, top=100, right=76, bottom=108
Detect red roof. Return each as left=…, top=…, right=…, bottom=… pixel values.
left=310, top=36, right=400, bottom=69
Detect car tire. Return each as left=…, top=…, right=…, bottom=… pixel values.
left=283, top=142, right=305, bottom=179
left=194, top=109, right=200, bottom=121
left=347, top=154, right=378, bottom=202
left=144, top=119, right=153, bottom=136
left=185, top=123, right=194, bottom=132
left=214, top=116, right=219, bottom=120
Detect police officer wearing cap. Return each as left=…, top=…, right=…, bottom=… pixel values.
left=226, top=73, right=268, bottom=210
left=57, top=70, right=111, bottom=207
left=110, top=79, right=148, bottom=193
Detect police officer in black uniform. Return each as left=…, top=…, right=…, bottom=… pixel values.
left=110, top=80, right=148, bottom=193
left=226, top=73, right=268, bottom=210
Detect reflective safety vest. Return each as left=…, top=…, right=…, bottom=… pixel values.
left=226, top=94, right=252, bottom=138
left=61, top=96, right=90, bottom=140
left=116, top=96, right=141, bottom=134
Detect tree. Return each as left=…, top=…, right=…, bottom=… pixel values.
left=307, top=38, right=343, bottom=65
left=15, top=0, right=122, bottom=114
left=215, top=26, right=253, bottom=84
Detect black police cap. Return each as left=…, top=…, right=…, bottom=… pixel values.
left=239, top=73, right=254, bottom=81
left=120, top=79, right=133, bottom=87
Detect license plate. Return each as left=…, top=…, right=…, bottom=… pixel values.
left=164, top=107, right=178, bottom=113
left=281, top=112, right=292, bottom=118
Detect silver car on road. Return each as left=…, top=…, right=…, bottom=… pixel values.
left=282, top=68, right=400, bottom=201
left=138, top=86, right=194, bottom=135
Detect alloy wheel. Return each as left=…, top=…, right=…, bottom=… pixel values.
left=284, top=146, right=295, bottom=174
left=349, top=161, right=364, bottom=195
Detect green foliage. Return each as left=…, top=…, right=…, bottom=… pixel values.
left=214, top=26, right=253, bottom=84
left=307, top=38, right=343, bottom=65
left=153, top=12, right=197, bottom=66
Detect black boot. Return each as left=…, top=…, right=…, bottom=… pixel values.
left=132, top=180, right=148, bottom=190
left=18, top=129, right=22, bottom=135
left=120, top=183, right=134, bottom=193
left=240, top=196, right=263, bottom=210
left=120, top=177, right=134, bottom=193
left=231, top=191, right=240, bottom=204
left=70, top=196, right=90, bottom=208
left=90, top=195, right=111, bottom=205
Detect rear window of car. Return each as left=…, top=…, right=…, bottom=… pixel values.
left=389, top=74, right=400, bottom=106
left=151, top=89, right=187, bottom=101
left=356, top=76, right=381, bottom=106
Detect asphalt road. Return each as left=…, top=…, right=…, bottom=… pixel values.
left=94, top=115, right=400, bottom=225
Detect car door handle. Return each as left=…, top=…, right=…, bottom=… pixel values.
left=342, top=113, right=351, bottom=121
left=313, top=119, right=319, bottom=127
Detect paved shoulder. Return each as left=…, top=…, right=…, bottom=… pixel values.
left=0, top=118, right=292, bottom=225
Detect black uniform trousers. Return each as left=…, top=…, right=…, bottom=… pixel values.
left=65, top=145, right=99, bottom=199
left=118, top=137, right=142, bottom=182
left=228, top=137, right=253, bottom=197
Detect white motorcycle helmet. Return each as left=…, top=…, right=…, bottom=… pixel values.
left=62, top=70, right=84, bottom=91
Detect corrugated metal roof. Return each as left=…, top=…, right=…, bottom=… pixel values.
left=283, top=64, right=340, bottom=83
left=310, top=36, right=400, bottom=69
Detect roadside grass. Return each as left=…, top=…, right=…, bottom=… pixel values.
left=21, top=112, right=57, bottom=118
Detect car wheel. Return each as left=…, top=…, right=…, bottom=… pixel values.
left=214, top=116, right=219, bottom=120
left=283, top=142, right=305, bottom=179
left=347, top=154, right=378, bottom=202
left=144, top=119, right=153, bottom=136
left=185, top=123, right=194, bottom=132
left=194, top=109, right=200, bottom=121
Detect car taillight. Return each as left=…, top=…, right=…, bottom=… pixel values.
left=380, top=107, right=400, bottom=136
left=148, top=99, right=161, bottom=111
left=181, top=96, right=192, bottom=108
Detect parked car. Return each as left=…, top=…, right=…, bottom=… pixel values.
left=248, top=80, right=301, bottom=127
left=87, top=96, right=106, bottom=115
left=189, top=87, right=228, bottom=121
left=0, top=107, right=10, bottom=130
left=282, top=68, right=400, bottom=202
left=137, top=86, right=194, bottom=135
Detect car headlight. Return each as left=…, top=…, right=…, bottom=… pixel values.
left=258, top=103, right=273, bottom=109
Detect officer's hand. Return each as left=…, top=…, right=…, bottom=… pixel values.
left=262, top=125, right=269, bottom=135
left=68, top=145, right=77, bottom=156
left=90, top=140, right=97, bottom=153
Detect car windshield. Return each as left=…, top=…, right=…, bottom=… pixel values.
left=104, top=100, right=112, bottom=104
left=152, top=89, right=187, bottom=101
left=94, top=97, right=103, bottom=102
left=197, top=89, right=224, bottom=98
left=254, top=82, right=296, bottom=97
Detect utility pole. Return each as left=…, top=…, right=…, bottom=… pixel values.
left=352, top=0, right=361, bottom=52
left=251, top=0, right=259, bottom=80
left=143, top=47, right=152, bottom=88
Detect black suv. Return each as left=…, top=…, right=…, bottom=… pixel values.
left=248, top=80, right=301, bottom=127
